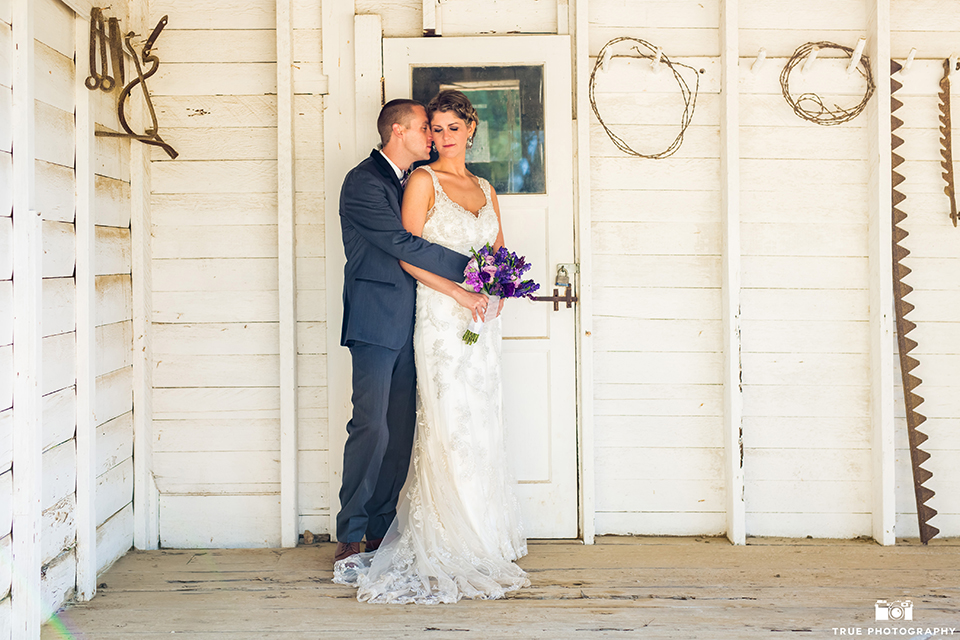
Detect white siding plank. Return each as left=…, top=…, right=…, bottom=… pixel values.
left=41, top=331, right=75, bottom=396
left=94, top=176, right=131, bottom=228
left=95, top=226, right=131, bottom=276
left=95, top=503, right=132, bottom=574
left=42, top=219, right=75, bottom=278
left=95, top=321, right=132, bottom=377
left=95, top=457, right=132, bottom=527
left=34, top=40, right=73, bottom=113
left=96, top=275, right=132, bottom=326
left=42, top=386, right=75, bottom=453
left=36, top=160, right=74, bottom=223
left=96, top=412, right=132, bottom=477
left=152, top=258, right=278, bottom=292
left=41, top=494, right=74, bottom=565
left=159, top=495, right=280, bottom=548
left=156, top=419, right=279, bottom=452
left=95, top=366, right=132, bottom=426
left=42, top=440, right=75, bottom=510
left=152, top=226, right=278, bottom=259
left=40, top=549, right=75, bottom=618
left=42, top=277, right=74, bottom=338
left=34, top=100, right=73, bottom=168
left=152, top=160, right=277, bottom=194
left=153, top=323, right=279, bottom=355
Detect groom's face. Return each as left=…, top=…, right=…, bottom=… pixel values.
left=401, top=105, right=433, bottom=162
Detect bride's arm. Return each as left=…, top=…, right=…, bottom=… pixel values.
left=400, top=169, right=491, bottom=321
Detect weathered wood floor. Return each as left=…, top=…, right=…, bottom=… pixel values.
left=44, top=537, right=960, bottom=639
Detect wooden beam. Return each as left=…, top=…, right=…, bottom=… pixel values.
left=422, top=0, right=441, bottom=36
left=572, top=0, right=594, bottom=545
left=11, top=0, right=42, bottom=635
left=277, top=0, right=299, bottom=549
left=720, top=0, right=745, bottom=545
left=323, top=0, right=358, bottom=542
left=867, top=0, right=896, bottom=546
left=355, top=14, right=383, bottom=153
left=75, top=6, right=98, bottom=600
left=130, top=0, right=159, bottom=551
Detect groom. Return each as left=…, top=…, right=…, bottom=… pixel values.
left=335, top=99, right=471, bottom=563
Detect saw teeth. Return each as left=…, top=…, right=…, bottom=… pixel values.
left=891, top=61, right=939, bottom=544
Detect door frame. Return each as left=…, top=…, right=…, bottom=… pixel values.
left=323, top=14, right=596, bottom=543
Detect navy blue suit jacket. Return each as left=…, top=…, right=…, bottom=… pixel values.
left=339, top=150, right=470, bottom=350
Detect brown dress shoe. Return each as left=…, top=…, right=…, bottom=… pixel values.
left=334, top=541, right=362, bottom=562
left=365, top=537, right=384, bottom=552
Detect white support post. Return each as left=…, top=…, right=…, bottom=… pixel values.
left=355, top=15, right=383, bottom=153
left=11, top=0, right=42, bottom=636
left=422, top=0, right=441, bottom=36
left=130, top=0, right=159, bottom=550
left=867, top=0, right=896, bottom=546
left=573, top=0, right=595, bottom=545
left=720, top=0, right=745, bottom=545
left=557, top=0, right=570, bottom=35
left=278, top=0, right=299, bottom=548
left=74, top=8, right=98, bottom=600
left=323, top=0, right=358, bottom=542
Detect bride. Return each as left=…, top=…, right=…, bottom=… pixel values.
left=335, top=89, right=530, bottom=604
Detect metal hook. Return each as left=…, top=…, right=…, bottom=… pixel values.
left=651, top=47, right=663, bottom=74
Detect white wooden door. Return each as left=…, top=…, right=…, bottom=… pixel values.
left=384, top=36, right=578, bottom=538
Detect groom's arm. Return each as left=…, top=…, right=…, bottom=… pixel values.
left=340, top=170, right=469, bottom=282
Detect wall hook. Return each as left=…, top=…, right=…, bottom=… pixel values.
left=847, top=37, right=866, bottom=74
left=803, top=45, right=819, bottom=73
left=751, top=47, right=766, bottom=74
left=651, top=47, right=663, bottom=74
left=599, top=48, right=611, bottom=73
left=951, top=54, right=959, bottom=77
left=902, top=47, right=917, bottom=75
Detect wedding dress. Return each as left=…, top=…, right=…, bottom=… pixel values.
left=334, top=166, right=529, bottom=604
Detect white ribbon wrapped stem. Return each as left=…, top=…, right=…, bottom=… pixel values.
left=463, top=295, right=500, bottom=344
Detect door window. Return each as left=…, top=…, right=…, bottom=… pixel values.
left=411, top=66, right=545, bottom=194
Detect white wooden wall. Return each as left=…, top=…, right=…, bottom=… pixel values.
left=139, top=0, right=960, bottom=549
left=587, top=0, right=960, bottom=539
left=148, top=0, right=325, bottom=547
left=0, top=0, right=135, bottom=634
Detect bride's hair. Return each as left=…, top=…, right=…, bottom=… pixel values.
left=426, top=90, right=479, bottom=132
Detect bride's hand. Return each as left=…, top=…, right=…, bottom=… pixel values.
left=454, top=289, right=490, bottom=322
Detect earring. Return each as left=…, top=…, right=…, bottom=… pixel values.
left=466, top=136, right=474, bottom=150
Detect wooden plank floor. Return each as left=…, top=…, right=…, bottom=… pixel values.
left=44, top=537, right=960, bottom=639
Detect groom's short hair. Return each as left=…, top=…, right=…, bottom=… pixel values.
left=378, top=99, right=424, bottom=147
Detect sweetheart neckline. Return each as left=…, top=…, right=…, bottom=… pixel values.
left=424, top=166, right=492, bottom=220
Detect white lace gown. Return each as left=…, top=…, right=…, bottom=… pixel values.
left=337, top=166, right=529, bottom=604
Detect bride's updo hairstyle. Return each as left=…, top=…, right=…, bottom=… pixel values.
left=427, top=89, right=479, bottom=135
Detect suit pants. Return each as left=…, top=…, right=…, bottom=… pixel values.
left=336, top=333, right=417, bottom=543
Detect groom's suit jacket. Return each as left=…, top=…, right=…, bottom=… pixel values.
left=339, top=150, right=470, bottom=350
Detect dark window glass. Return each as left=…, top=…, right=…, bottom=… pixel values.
left=412, top=65, right=545, bottom=194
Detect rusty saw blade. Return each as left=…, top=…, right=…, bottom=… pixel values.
left=891, top=59, right=938, bottom=544
left=939, top=59, right=959, bottom=227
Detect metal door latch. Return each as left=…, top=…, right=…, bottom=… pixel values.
left=533, top=264, right=579, bottom=311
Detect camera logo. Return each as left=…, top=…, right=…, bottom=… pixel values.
left=875, top=599, right=913, bottom=621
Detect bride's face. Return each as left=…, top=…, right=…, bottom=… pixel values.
left=430, top=111, right=476, bottom=159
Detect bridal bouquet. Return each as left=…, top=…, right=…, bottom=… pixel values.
left=462, top=244, right=540, bottom=344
